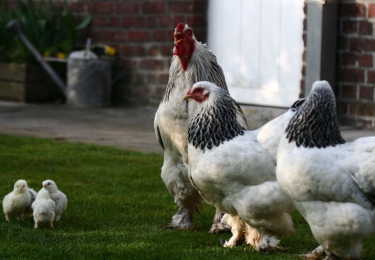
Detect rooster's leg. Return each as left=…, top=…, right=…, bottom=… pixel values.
left=162, top=162, right=203, bottom=230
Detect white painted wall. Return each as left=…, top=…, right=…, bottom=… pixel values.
left=207, top=0, right=305, bottom=108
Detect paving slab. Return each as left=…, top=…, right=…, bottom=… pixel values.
left=0, top=101, right=373, bottom=156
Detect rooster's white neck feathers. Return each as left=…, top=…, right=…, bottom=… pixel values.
left=161, top=41, right=228, bottom=103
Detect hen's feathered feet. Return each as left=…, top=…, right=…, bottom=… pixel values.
left=163, top=207, right=195, bottom=230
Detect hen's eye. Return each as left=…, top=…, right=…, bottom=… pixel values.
left=185, top=30, right=192, bottom=36
left=48, top=183, right=51, bottom=185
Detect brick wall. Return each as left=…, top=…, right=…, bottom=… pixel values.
left=336, top=0, right=375, bottom=128
left=70, top=0, right=208, bottom=105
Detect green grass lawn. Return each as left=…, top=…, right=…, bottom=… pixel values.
left=0, top=133, right=374, bottom=259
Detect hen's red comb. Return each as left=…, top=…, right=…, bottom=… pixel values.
left=176, top=23, right=185, bottom=31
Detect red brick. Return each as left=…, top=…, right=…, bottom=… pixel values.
left=338, top=69, right=364, bottom=83
left=338, top=36, right=349, bottom=50
left=127, top=31, right=150, bottom=42
left=341, top=85, right=357, bottom=99
left=122, top=17, right=133, bottom=28
left=93, top=2, right=114, bottom=14
left=187, top=15, right=206, bottom=27
left=110, top=17, right=120, bottom=28
left=116, top=2, right=139, bottom=14
left=159, top=73, right=169, bottom=84
left=367, top=70, right=375, bottom=83
left=159, top=15, right=173, bottom=27
left=350, top=38, right=375, bottom=52
left=341, top=52, right=357, bottom=66
left=342, top=20, right=357, bottom=34
left=92, top=30, right=115, bottom=42
left=148, top=46, right=160, bottom=56
left=93, top=16, right=109, bottom=27
left=140, top=59, right=165, bottom=70
left=146, top=17, right=159, bottom=28
left=338, top=3, right=366, bottom=18
left=359, top=86, right=374, bottom=100
left=122, top=45, right=132, bottom=56
left=147, top=73, right=157, bottom=84
left=70, top=2, right=86, bottom=13
left=133, top=73, right=146, bottom=85
left=161, top=44, right=173, bottom=56
left=169, top=2, right=194, bottom=13
left=359, top=21, right=373, bottom=35
left=153, top=30, right=167, bottom=42
left=133, top=46, right=147, bottom=56
left=173, top=15, right=187, bottom=26
left=134, top=17, right=145, bottom=28
left=193, top=29, right=206, bottom=42
left=113, top=31, right=126, bottom=42
left=359, top=54, right=373, bottom=67
left=142, top=2, right=165, bottom=14
left=369, top=4, right=375, bottom=18
left=193, top=1, right=208, bottom=13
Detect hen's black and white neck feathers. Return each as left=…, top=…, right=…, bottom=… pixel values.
left=285, top=81, right=346, bottom=148
left=188, top=87, right=245, bottom=151
left=161, top=41, right=228, bottom=103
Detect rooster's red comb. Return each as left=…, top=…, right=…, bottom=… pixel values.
left=176, top=23, right=185, bottom=31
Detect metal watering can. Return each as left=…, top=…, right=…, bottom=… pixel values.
left=7, top=20, right=121, bottom=107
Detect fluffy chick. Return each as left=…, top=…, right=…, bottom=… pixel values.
left=26, top=188, right=37, bottom=214
left=32, top=189, right=55, bottom=228
left=2, top=180, right=32, bottom=222
left=41, top=180, right=67, bottom=221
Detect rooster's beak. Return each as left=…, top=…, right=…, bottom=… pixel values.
left=183, top=94, right=192, bottom=100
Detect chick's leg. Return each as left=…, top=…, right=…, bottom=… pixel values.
left=222, top=215, right=246, bottom=247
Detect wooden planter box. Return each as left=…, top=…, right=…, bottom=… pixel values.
left=0, top=62, right=66, bottom=103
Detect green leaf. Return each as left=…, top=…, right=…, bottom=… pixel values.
left=75, top=13, right=92, bottom=31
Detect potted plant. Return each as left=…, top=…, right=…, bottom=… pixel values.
left=0, top=0, right=92, bottom=103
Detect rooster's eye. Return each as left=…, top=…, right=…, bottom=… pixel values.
left=185, top=30, right=192, bottom=36
left=48, top=183, right=50, bottom=185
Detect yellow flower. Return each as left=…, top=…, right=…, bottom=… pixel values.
left=56, top=52, right=66, bottom=59
left=105, top=45, right=116, bottom=56
left=43, top=51, right=50, bottom=57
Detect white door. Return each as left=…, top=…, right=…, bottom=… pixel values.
left=207, top=0, right=305, bottom=108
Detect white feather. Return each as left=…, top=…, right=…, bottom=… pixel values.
left=40, top=180, right=67, bottom=221
left=2, top=180, right=32, bottom=222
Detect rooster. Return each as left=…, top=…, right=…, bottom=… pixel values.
left=183, top=81, right=294, bottom=251
left=277, top=80, right=375, bottom=259
left=154, top=23, right=248, bottom=231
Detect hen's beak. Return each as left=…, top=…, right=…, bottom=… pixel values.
left=183, top=94, right=192, bottom=100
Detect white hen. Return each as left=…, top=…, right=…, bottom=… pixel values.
left=41, top=180, right=67, bottom=221
left=154, top=23, right=248, bottom=231
left=32, top=189, right=55, bottom=228
left=2, top=179, right=32, bottom=222
left=277, top=80, right=375, bottom=259
left=184, top=81, right=294, bottom=251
